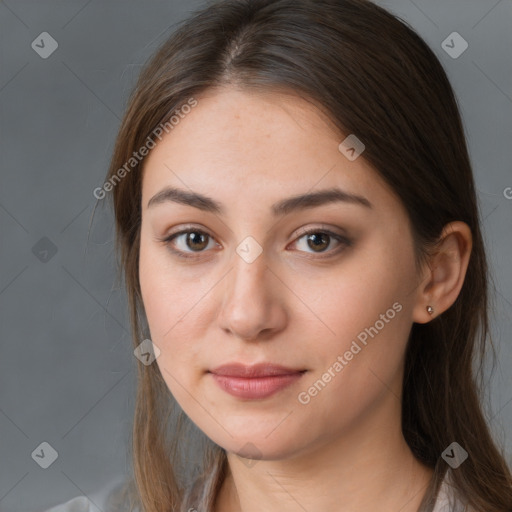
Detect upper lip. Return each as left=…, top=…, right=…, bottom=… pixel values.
left=209, top=362, right=306, bottom=378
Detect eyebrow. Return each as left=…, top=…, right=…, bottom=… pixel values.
left=146, top=186, right=373, bottom=216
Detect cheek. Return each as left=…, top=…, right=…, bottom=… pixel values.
left=138, top=234, right=212, bottom=401
left=139, top=230, right=194, bottom=336
left=139, top=237, right=187, bottom=367
left=139, top=240, right=171, bottom=338
left=292, top=247, right=411, bottom=351
left=294, top=297, right=410, bottom=435
left=293, top=238, right=415, bottom=398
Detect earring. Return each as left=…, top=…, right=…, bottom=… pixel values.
left=426, top=305, right=434, bottom=315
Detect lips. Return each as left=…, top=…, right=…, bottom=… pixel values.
left=209, top=362, right=305, bottom=378
left=208, top=363, right=307, bottom=399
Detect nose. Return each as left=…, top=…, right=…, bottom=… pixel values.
left=217, top=246, right=288, bottom=341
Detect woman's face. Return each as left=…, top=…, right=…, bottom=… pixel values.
left=139, top=87, right=423, bottom=461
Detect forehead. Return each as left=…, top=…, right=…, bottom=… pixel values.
left=140, top=87, right=394, bottom=215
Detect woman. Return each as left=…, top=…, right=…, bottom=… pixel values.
left=46, top=0, right=512, bottom=511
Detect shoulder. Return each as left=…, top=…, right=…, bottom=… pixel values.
left=43, top=475, right=139, bottom=512
left=43, top=496, right=90, bottom=512
left=432, top=470, right=476, bottom=512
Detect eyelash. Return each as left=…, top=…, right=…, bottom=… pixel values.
left=157, top=225, right=352, bottom=261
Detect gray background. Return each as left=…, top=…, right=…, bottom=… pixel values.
left=0, top=1, right=511, bottom=511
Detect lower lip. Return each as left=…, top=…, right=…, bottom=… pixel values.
left=210, top=372, right=305, bottom=399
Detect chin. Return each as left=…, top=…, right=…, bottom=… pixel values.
left=210, top=427, right=310, bottom=462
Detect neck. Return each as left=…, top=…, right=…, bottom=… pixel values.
left=214, top=393, right=434, bottom=512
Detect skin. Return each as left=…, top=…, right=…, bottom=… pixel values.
left=138, top=86, right=472, bottom=512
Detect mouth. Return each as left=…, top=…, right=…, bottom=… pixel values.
left=209, top=362, right=306, bottom=377
left=208, top=362, right=307, bottom=399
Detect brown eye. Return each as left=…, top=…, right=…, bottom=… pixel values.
left=305, top=232, right=330, bottom=252
left=159, top=226, right=351, bottom=261
left=183, top=231, right=209, bottom=251
left=293, top=228, right=350, bottom=256
left=161, top=229, right=217, bottom=259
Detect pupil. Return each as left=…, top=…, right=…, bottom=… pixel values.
left=185, top=232, right=330, bottom=253
left=188, top=232, right=208, bottom=251
left=308, top=233, right=328, bottom=251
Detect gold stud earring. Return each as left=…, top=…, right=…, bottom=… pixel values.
left=426, top=305, right=434, bottom=315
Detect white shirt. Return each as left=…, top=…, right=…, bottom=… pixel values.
left=43, top=470, right=469, bottom=512
left=43, top=475, right=128, bottom=512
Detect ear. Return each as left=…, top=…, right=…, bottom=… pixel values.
left=412, top=221, right=472, bottom=324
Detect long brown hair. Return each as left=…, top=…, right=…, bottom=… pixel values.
left=101, top=0, right=512, bottom=510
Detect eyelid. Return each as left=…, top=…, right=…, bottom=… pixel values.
left=288, top=226, right=352, bottom=259
left=157, top=223, right=351, bottom=259
left=157, top=225, right=218, bottom=260
left=293, top=223, right=348, bottom=239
